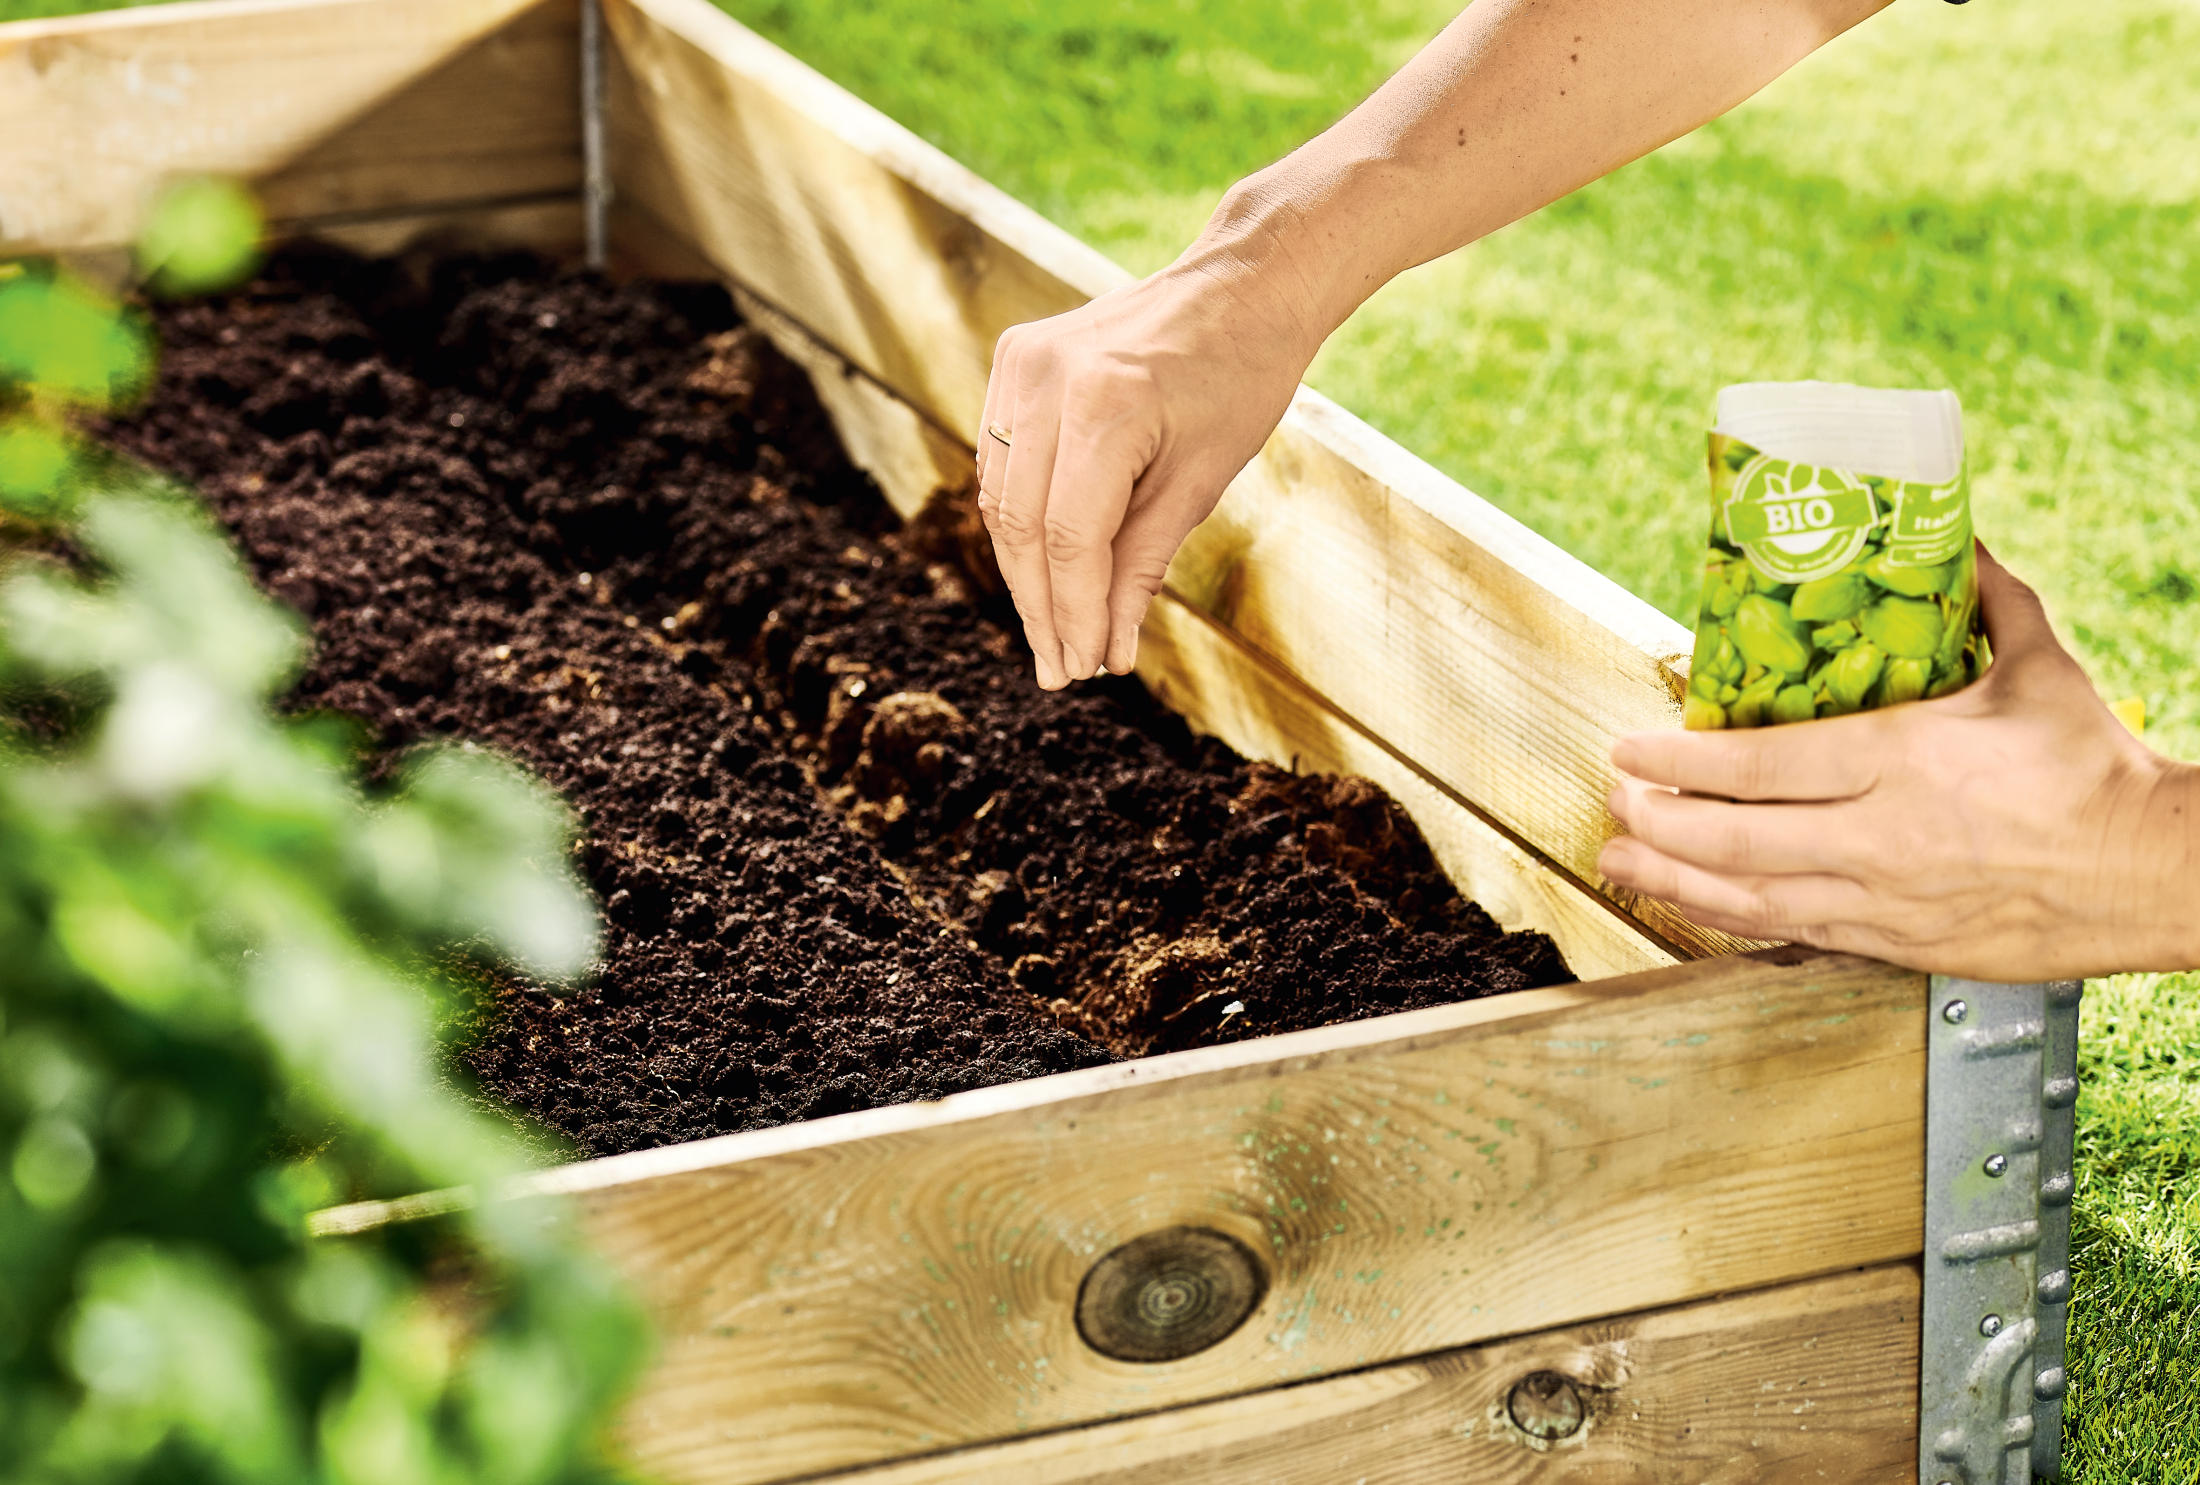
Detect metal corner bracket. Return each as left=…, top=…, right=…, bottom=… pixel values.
left=1922, top=976, right=2082, bottom=1484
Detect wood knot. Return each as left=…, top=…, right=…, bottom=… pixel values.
left=1506, top=1370, right=1586, bottom=1441
left=1075, top=1226, right=1265, bottom=1363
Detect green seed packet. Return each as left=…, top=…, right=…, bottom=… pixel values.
left=1686, top=382, right=1989, bottom=731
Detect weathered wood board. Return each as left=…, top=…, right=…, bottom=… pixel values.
left=472, top=949, right=1925, bottom=1485
left=825, top=1263, right=1922, bottom=1484
left=0, top=0, right=578, bottom=254
left=596, top=0, right=1749, bottom=960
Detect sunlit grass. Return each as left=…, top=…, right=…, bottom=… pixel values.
left=1313, top=0, right=2200, bottom=760
left=2070, top=971, right=2200, bottom=1480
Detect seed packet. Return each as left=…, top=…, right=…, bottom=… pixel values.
left=1685, top=381, right=1989, bottom=730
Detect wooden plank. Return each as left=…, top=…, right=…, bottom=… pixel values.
left=254, top=0, right=580, bottom=227
left=645, top=224, right=1676, bottom=980
left=0, top=0, right=576, bottom=256
left=302, top=196, right=583, bottom=261
left=410, top=949, right=1928, bottom=1485
left=598, top=0, right=1748, bottom=957
left=826, top=1264, right=1921, bottom=1484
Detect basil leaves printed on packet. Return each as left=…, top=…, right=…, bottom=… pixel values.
left=1684, top=433, right=1990, bottom=730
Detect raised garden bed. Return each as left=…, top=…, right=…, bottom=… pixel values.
left=108, top=249, right=1571, bottom=1151
left=2, top=0, right=2056, bottom=1480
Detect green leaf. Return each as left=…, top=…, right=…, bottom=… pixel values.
left=0, top=273, right=150, bottom=406
left=137, top=178, right=265, bottom=297
left=0, top=415, right=77, bottom=513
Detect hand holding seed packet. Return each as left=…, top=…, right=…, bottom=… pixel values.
left=1609, top=382, right=2200, bottom=975
left=1685, top=382, right=1988, bottom=730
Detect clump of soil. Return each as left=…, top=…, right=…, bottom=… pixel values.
left=108, top=247, right=1570, bottom=1157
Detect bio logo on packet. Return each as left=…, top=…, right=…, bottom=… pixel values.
left=1685, top=382, right=1989, bottom=730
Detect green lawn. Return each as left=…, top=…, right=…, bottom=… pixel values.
left=11, top=0, right=2197, bottom=1472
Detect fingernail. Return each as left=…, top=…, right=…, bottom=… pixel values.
left=1596, top=839, right=1632, bottom=884
left=1104, top=625, right=1139, bottom=678
left=1606, top=784, right=1631, bottom=824
left=1610, top=735, right=1642, bottom=772
left=1035, top=651, right=1063, bottom=690
left=1060, top=641, right=1086, bottom=680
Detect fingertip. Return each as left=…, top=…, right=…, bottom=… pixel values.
left=1060, top=640, right=1097, bottom=682
left=1034, top=650, right=1066, bottom=691
left=1106, top=623, right=1140, bottom=677
left=1610, top=732, right=1649, bottom=774
left=1597, top=835, right=1645, bottom=887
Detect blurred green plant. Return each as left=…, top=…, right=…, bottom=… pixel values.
left=1, top=193, right=647, bottom=1482
left=134, top=178, right=263, bottom=297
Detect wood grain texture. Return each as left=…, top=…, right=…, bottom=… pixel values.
left=599, top=0, right=1752, bottom=958
left=826, top=1264, right=1921, bottom=1484
left=302, top=196, right=583, bottom=261
left=0, top=0, right=576, bottom=255
left=625, top=229, right=1676, bottom=982
left=479, top=950, right=1928, bottom=1485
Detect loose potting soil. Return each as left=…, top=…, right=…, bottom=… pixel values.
left=109, top=248, right=1571, bottom=1157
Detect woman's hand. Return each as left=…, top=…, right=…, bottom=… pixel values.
left=974, top=246, right=1317, bottom=690
left=1600, top=547, right=2200, bottom=979
left=972, top=0, right=1900, bottom=691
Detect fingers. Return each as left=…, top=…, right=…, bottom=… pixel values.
left=1974, top=543, right=2059, bottom=660
left=975, top=331, right=1010, bottom=496
left=980, top=343, right=1071, bottom=690
left=1597, top=834, right=1867, bottom=937
left=1101, top=498, right=1173, bottom=676
left=1610, top=711, right=1886, bottom=802
left=1101, top=459, right=1222, bottom=675
left=1607, top=776, right=1852, bottom=876
left=1045, top=364, right=1154, bottom=680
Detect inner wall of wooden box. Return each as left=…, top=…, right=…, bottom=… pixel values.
left=2, top=1, right=1924, bottom=1481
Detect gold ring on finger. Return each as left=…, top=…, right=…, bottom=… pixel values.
left=987, top=422, right=1013, bottom=447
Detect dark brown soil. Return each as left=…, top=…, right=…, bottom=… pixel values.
left=108, top=248, right=1570, bottom=1157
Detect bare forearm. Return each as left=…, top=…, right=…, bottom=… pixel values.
left=1182, top=0, right=1894, bottom=353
